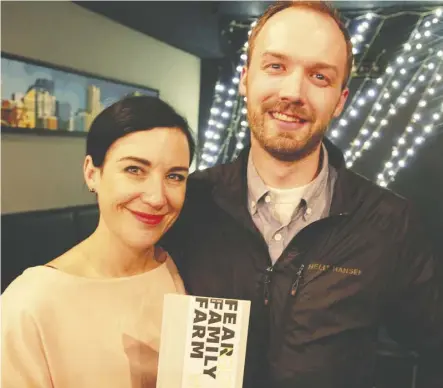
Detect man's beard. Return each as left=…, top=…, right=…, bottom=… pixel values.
left=247, top=101, right=327, bottom=162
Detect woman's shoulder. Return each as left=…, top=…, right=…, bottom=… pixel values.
left=1, top=266, right=58, bottom=319
left=161, top=249, right=186, bottom=294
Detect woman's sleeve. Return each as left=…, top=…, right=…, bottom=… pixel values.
left=1, top=287, right=53, bottom=387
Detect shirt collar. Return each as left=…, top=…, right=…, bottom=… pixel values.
left=247, top=143, right=330, bottom=213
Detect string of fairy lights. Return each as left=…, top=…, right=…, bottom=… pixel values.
left=198, top=7, right=443, bottom=188
left=343, top=8, right=443, bottom=170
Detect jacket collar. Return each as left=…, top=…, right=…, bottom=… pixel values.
left=192, top=138, right=364, bottom=232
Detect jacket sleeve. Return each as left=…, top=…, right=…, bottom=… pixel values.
left=1, top=290, right=53, bottom=387
left=383, top=202, right=443, bottom=388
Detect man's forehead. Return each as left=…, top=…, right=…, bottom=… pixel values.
left=254, top=7, right=347, bottom=67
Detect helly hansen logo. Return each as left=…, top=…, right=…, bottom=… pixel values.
left=308, top=263, right=362, bottom=276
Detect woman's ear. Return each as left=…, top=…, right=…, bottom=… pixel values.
left=84, top=155, right=99, bottom=193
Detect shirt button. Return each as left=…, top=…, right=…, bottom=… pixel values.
left=274, top=233, right=282, bottom=241
left=265, top=195, right=271, bottom=203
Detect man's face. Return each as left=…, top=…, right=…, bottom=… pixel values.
left=240, top=7, right=349, bottom=161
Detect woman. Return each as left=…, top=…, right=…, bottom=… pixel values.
left=1, top=96, right=195, bottom=387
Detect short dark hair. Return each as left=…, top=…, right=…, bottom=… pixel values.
left=86, top=95, right=195, bottom=167
left=247, top=0, right=354, bottom=89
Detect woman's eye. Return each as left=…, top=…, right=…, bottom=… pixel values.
left=167, top=173, right=186, bottom=182
left=124, top=166, right=143, bottom=175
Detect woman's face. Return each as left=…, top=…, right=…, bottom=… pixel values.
left=84, top=127, right=190, bottom=250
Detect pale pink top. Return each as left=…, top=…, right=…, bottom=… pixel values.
left=1, top=255, right=185, bottom=388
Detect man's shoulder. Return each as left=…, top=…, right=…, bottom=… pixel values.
left=341, top=168, right=412, bottom=222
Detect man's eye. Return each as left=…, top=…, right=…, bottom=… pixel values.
left=124, top=166, right=143, bottom=175
left=268, top=63, right=283, bottom=70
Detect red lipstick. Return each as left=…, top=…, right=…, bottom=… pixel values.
left=129, top=210, right=165, bottom=225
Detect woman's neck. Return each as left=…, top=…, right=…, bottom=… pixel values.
left=78, top=222, right=160, bottom=278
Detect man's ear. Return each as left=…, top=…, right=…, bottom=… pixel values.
left=239, top=66, right=248, bottom=96
left=333, top=87, right=349, bottom=118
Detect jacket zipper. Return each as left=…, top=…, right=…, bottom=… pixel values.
left=290, top=264, right=305, bottom=297
left=263, top=266, right=274, bottom=305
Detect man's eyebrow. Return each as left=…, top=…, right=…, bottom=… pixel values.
left=261, top=51, right=339, bottom=75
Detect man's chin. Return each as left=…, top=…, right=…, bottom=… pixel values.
left=263, top=138, right=321, bottom=162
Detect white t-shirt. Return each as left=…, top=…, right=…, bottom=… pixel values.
left=268, top=183, right=311, bottom=225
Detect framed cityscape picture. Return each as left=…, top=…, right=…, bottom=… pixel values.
left=1, top=52, right=159, bottom=137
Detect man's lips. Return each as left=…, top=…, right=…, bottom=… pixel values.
left=128, top=209, right=165, bottom=225
left=269, top=111, right=309, bottom=123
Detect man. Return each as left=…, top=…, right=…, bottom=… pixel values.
left=163, top=1, right=443, bottom=387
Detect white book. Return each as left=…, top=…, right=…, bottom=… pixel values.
left=157, top=294, right=251, bottom=388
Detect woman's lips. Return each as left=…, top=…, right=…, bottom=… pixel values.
left=129, top=209, right=165, bottom=225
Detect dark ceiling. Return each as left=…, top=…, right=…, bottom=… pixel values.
left=75, top=1, right=442, bottom=59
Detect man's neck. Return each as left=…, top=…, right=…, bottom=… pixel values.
left=250, top=140, right=322, bottom=190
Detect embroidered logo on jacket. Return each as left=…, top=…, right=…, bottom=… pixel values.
left=308, top=263, right=362, bottom=276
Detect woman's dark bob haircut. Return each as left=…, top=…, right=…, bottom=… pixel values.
left=86, top=95, right=195, bottom=167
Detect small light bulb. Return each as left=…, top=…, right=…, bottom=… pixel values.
left=400, top=68, right=407, bottom=75
left=425, top=21, right=431, bottom=27
left=436, top=8, right=442, bottom=17
left=369, top=116, right=376, bottom=123
left=386, top=66, right=393, bottom=74
left=415, top=32, right=422, bottom=39
left=404, top=43, right=412, bottom=51
left=416, top=43, right=423, bottom=50
left=386, top=161, right=393, bottom=168
left=424, top=30, right=431, bottom=37
left=236, top=143, right=244, bottom=150
left=377, top=173, right=384, bottom=180
left=388, top=170, right=395, bottom=176
left=409, top=86, right=416, bottom=94
left=428, top=88, right=435, bottom=95
left=399, top=97, right=407, bottom=105
left=368, top=89, right=376, bottom=97
left=355, top=151, right=362, bottom=158
left=375, top=103, right=382, bottom=111
left=415, top=136, right=424, bottom=144
left=350, top=109, right=358, bottom=117
left=221, top=111, right=229, bottom=118
left=433, top=17, right=438, bottom=24
left=346, top=161, right=353, bottom=168
left=239, top=131, right=246, bottom=138
left=241, top=108, right=247, bottom=114
left=331, top=129, right=339, bottom=138
left=228, top=89, right=236, bottom=95
left=215, top=84, right=225, bottom=92
left=383, top=92, right=390, bottom=99
left=407, top=148, right=414, bottom=156
left=392, top=80, right=400, bottom=88
left=398, top=160, right=406, bottom=168
left=340, top=119, right=348, bottom=126
left=376, top=78, right=383, bottom=85
left=240, top=54, right=247, bottom=61
left=438, top=51, right=443, bottom=58
left=398, top=137, right=406, bottom=145
left=392, top=149, right=399, bottom=157
left=379, top=181, right=387, bottom=187
left=232, top=77, right=239, bottom=84
left=211, top=108, right=220, bottom=115
left=408, top=56, right=415, bottom=63
left=236, top=66, right=242, bottom=72
left=428, top=62, right=435, bottom=70
left=381, top=119, right=388, bottom=126
left=366, top=12, right=373, bottom=20
left=358, top=98, right=366, bottom=106
left=406, top=126, right=414, bottom=133
left=389, top=108, right=396, bottom=115
left=413, top=113, right=421, bottom=121
left=424, top=125, right=433, bottom=133
left=354, top=139, right=361, bottom=146
left=225, top=100, right=233, bottom=107
left=419, top=100, right=427, bottom=107
left=373, top=131, right=380, bottom=138
left=361, top=128, right=369, bottom=135
left=241, top=120, right=248, bottom=127
left=396, top=57, right=404, bottom=64
left=433, top=113, right=440, bottom=120
left=363, top=141, right=371, bottom=149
